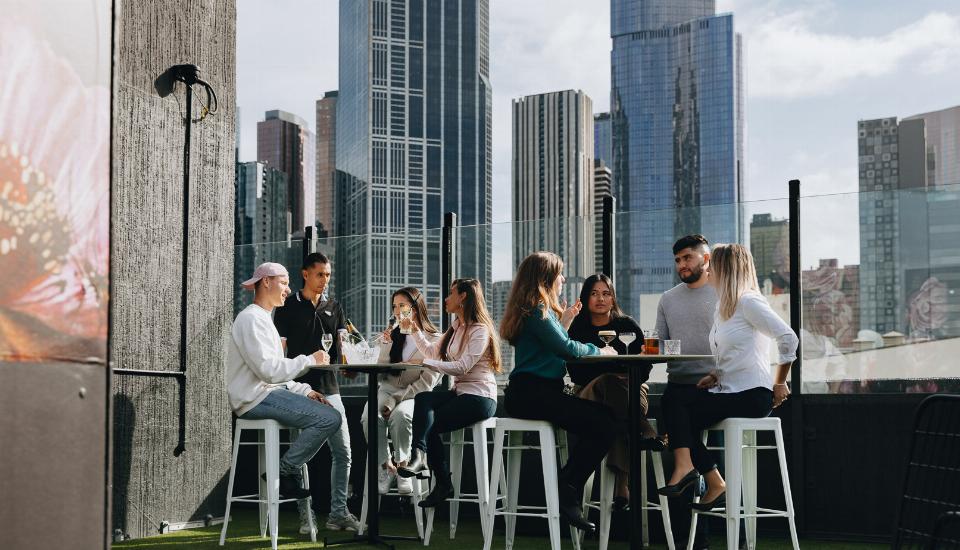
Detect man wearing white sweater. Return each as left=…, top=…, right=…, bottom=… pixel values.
left=226, top=262, right=342, bottom=501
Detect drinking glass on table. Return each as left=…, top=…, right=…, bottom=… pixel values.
left=598, top=330, right=617, bottom=347
left=618, top=331, right=636, bottom=351
left=643, top=329, right=659, bottom=354
left=664, top=339, right=681, bottom=355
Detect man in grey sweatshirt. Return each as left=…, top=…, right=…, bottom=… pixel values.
left=654, top=234, right=717, bottom=550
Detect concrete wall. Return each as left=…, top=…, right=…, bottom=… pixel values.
left=111, top=0, right=236, bottom=539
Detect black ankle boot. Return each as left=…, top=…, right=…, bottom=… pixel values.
left=557, top=481, right=595, bottom=532
left=398, top=448, right=428, bottom=478
left=418, top=474, right=453, bottom=508
left=262, top=472, right=311, bottom=500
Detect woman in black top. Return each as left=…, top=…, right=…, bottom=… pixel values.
left=567, top=273, right=663, bottom=507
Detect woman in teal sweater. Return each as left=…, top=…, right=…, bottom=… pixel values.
left=500, top=251, right=618, bottom=532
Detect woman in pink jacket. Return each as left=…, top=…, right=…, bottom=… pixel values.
left=397, top=278, right=502, bottom=508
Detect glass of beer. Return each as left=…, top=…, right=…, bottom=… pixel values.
left=399, top=305, right=413, bottom=334
left=643, top=329, right=659, bottom=355
left=597, top=330, right=617, bottom=348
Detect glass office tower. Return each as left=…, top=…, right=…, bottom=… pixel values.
left=337, top=0, right=492, bottom=334
left=610, top=0, right=744, bottom=309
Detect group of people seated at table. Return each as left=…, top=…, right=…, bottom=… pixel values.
left=225, top=234, right=799, bottom=544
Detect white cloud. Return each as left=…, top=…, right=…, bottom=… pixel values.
left=743, top=8, right=960, bottom=99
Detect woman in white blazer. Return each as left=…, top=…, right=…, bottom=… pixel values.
left=360, top=286, right=441, bottom=494
left=658, top=243, right=799, bottom=512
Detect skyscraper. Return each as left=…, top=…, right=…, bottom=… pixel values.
left=234, top=161, right=289, bottom=314
left=594, top=112, right=612, bottom=167
left=337, top=0, right=492, bottom=335
left=512, top=90, right=595, bottom=304
left=859, top=106, right=960, bottom=337
left=316, top=91, right=338, bottom=237
left=610, top=0, right=744, bottom=309
left=257, top=109, right=315, bottom=234
left=593, top=159, right=612, bottom=274
left=750, top=213, right=789, bottom=293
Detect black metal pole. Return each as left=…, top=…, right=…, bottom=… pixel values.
left=441, top=212, right=458, bottom=333
left=788, top=178, right=805, bottom=533
left=602, top=195, right=616, bottom=280
left=173, top=83, right=193, bottom=457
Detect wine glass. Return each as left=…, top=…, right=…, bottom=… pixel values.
left=399, top=306, right=413, bottom=334
left=598, top=330, right=617, bottom=347
left=321, top=333, right=333, bottom=353
left=618, top=331, right=636, bottom=350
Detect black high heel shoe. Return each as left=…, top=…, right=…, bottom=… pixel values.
left=692, top=490, right=726, bottom=511
left=657, top=469, right=700, bottom=497
left=397, top=449, right=428, bottom=478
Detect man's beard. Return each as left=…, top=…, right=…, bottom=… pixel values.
left=679, top=265, right=703, bottom=284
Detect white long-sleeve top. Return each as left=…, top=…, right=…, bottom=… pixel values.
left=226, top=304, right=316, bottom=415
left=709, top=292, right=799, bottom=393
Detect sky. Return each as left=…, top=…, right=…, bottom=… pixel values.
left=237, top=0, right=960, bottom=277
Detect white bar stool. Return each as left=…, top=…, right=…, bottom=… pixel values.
left=483, top=418, right=578, bottom=550
left=220, top=418, right=316, bottom=549
left=686, top=417, right=799, bottom=550
left=358, top=449, right=435, bottom=544
left=446, top=417, right=507, bottom=541
left=578, top=419, right=675, bottom=550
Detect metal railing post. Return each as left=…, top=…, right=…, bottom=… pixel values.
left=441, top=212, right=458, bottom=333
left=788, top=178, right=805, bottom=534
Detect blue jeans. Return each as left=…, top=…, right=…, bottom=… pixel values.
left=412, top=390, right=497, bottom=478
left=241, top=389, right=342, bottom=476
left=325, top=394, right=351, bottom=519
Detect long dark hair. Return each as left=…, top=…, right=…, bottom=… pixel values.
left=389, top=287, right=438, bottom=363
left=438, top=278, right=502, bottom=373
left=570, top=273, right=623, bottom=331
left=500, top=252, right=564, bottom=344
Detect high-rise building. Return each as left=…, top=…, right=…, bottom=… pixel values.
left=257, top=109, right=315, bottom=234
left=610, top=0, right=744, bottom=309
left=858, top=105, right=960, bottom=337
left=512, top=89, right=595, bottom=304
left=337, top=0, right=492, bottom=335
left=593, top=159, right=612, bottom=274
left=234, top=161, right=289, bottom=314
left=904, top=105, right=960, bottom=187
left=750, top=213, right=789, bottom=293
left=487, top=279, right=515, bottom=375
left=316, top=91, right=338, bottom=237
left=594, top=112, right=612, bottom=167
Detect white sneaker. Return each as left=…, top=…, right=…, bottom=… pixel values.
left=396, top=475, right=414, bottom=495
left=378, top=467, right=396, bottom=494
left=325, top=513, right=362, bottom=532
left=297, top=502, right=317, bottom=535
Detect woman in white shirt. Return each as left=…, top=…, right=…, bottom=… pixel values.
left=658, top=243, right=798, bottom=511
left=361, top=287, right=441, bottom=495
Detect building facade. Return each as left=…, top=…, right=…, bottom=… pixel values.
left=594, top=112, right=612, bottom=167
left=512, top=90, right=595, bottom=304
left=316, top=91, right=338, bottom=237
left=336, top=0, right=493, bottom=335
left=858, top=106, right=960, bottom=338
left=610, top=0, right=744, bottom=311
left=593, top=159, right=612, bottom=274
left=257, top=109, right=315, bottom=234
left=750, top=213, right=789, bottom=293
left=234, top=162, right=289, bottom=315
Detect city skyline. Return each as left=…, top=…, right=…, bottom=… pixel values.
left=237, top=0, right=960, bottom=280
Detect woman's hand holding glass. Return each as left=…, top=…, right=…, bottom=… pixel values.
left=599, top=345, right=618, bottom=356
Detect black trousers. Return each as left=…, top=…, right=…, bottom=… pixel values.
left=411, top=390, right=497, bottom=478
left=503, top=373, right=618, bottom=488
left=662, top=385, right=773, bottom=473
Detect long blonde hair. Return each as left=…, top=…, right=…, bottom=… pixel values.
left=500, top=252, right=564, bottom=344
left=439, top=278, right=503, bottom=373
left=711, top=243, right=760, bottom=321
